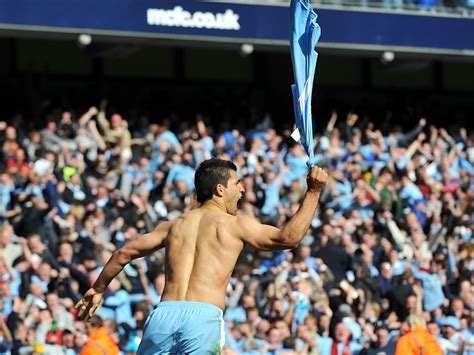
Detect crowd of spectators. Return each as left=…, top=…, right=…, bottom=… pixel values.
left=0, top=101, right=472, bottom=354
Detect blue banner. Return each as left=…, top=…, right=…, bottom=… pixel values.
left=0, top=0, right=473, bottom=54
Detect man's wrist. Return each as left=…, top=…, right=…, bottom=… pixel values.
left=92, top=284, right=106, bottom=293
left=306, top=189, right=322, bottom=197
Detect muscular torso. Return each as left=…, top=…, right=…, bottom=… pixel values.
left=160, top=207, right=244, bottom=310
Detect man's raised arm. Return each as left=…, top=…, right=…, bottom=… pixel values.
left=75, top=221, right=172, bottom=320
left=237, top=166, right=327, bottom=250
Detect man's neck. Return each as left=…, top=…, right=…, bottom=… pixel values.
left=202, top=200, right=227, bottom=214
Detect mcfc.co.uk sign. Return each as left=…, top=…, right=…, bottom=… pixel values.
left=147, top=6, right=241, bottom=31
left=0, top=0, right=472, bottom=56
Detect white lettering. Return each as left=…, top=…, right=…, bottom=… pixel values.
left=147, top=6, right=241, bottom=31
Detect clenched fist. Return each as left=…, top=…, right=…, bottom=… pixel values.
left=307, top=166, right=328, bottom=193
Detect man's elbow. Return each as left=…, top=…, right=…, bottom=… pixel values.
left=277, top=232, right=302, bottom=249
left=267, top=236, right=300, bottom=250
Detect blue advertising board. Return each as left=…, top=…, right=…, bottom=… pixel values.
left=0, top=0, right=473, bottom=55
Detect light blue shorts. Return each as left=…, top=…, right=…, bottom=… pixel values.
left=137, top=301, right=225, bottom=354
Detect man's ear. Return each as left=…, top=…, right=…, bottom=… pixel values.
left=215, top=184, right=224, bottom=198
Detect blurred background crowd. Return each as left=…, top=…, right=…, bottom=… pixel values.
left=0, top=103, right=472, bottom=354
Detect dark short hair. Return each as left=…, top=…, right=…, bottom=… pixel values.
left=194, top=158, right=237, bottom=204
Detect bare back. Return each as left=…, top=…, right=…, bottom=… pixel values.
left=160, top=207, right=245, bottom=310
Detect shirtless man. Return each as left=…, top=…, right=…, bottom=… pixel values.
left=75, top=158, right=328, bottom=354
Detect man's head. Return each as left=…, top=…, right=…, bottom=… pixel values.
left=427, top=321, right=441, bottom=335
left=318, top=313, right=331, bottom=330
left=375, top=324, right=389, bottom=344
left=442, top=316, right=460, bottom=338
left=62, top=329, right=75, bottom=348
left=450, top=297, right=465, bottom=315
left=0, top=224, right=14, bottom=247
left=29, top=282, right=43, bottom=297
left=241, top=294, right=256, bottom=309
left=111, top=114, right=122, bottom=129
left=298, top=245, right=311, bottom=259
left=246, top=307, right=260, bottom=323
left=27, top=234, right=44, bottom=254
left=46, top=292, right=59, bottom=309
left=5, top=126, right=17, bottom=140
left=59, top=242, right=74, bottom=262
left=407, top=313, right=426, bottom=330
left=406, top=294, right=418, bottom=314
left=267, top=327, right=283, bottom=346
left=256, top=319, right=270, bottom=335
left=429, top=259, right=442, bottom=274
left=334, top=322, right=351, bottom=343
left=380, top=262, right=393, bottom=279
left=37, top=262, right=51, bottom=281
left=85, top=315, right=103, bottom=335
left=274, top=320, right=291, bottom=338
left=194, top=159, right=244, bottom=214
left=0, top=281, right=10, bottom=298
left=47, top=119, right=57, bottom=132
left=70, top=173, right=81, bottom=186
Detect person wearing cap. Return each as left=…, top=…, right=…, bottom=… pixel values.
left=395, top=314, right=442, bottom=355
left=441, top=316, right=465, bottom=355
left=427, top=321, right=449, bottom=349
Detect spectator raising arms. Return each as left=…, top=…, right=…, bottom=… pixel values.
left=0, top=107, right=471, bottom=354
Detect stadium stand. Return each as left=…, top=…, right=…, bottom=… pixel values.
left=0, top=104, right=472, bottom=354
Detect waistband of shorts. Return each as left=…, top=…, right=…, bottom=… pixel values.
left=158, top=301, right=223, bottom=314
